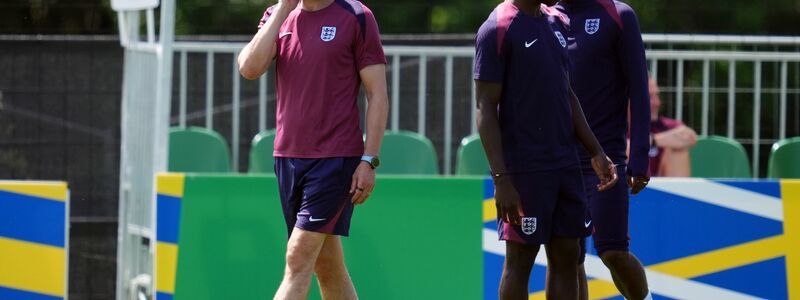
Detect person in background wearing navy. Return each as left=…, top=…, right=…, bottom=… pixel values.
left=475, top=0, right=619, bottom=298
left=238, top=0, right=388, bottom=299
left=554, top=0, right=652, bottom=299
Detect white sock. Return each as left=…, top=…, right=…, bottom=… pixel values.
left=643, top=291, right=653, bottom=300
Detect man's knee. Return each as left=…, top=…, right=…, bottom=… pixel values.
left=285, top=248, right=316, bottom=278
left=547, top=238, right=580, bottom=265
left=599, top=250, right=629, bottom=267
left=505, top=242, right=539, bottom=270
left=284, top=230, right=326, bottom=278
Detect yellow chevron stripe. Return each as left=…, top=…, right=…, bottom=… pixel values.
left=527, top=235, right=786, bottom=299
left=584, top=280, right=623, bottom=299
left=781, top=180, right=800, bottom=300
left=528, top=279, right=618, bottom=300
left=0, top=237, right=65, bottom=297
left=0, top=181, right=68, bottom=202
left=156, top=242, right=179, bottom=294
left=157, top=173, right=185, bottom=198
left=647, top=235, right=785, bottom=277
left=483, top=198, right=496, bottom=223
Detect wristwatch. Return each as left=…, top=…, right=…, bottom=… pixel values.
left=361, top=155, right=381, bottom=169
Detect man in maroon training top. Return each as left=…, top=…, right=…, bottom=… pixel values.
left=238, top=0, right=388, bottom=299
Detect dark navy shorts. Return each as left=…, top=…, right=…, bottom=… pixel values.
left=275, top=157, right=361, bottom=237
left=498, top=165, right=589, bottom=245
left=579, top=163, right=630, bottom=263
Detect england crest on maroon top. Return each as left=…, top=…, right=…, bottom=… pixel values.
left=321, top=26, right=337, bottom=42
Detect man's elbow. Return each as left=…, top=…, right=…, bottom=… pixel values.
left=687, top=133, right=698, bottom=147
left=683, top=126, right=699, bottom=146
left=365, top=89, right=389, bottom=106
left=238, top=64, right=263, bottom=81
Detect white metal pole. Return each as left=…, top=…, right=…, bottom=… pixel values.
left=206, top=52, right=215, bottom=129
left=444, top=56, right=454, bottom=175
left=391, top=54, right=400, bottom=132
left=779, top=61, right=788, bottom=140
left=701, top=60, right=710, bottom=136
left=676, top=60, right=685, bottom=121
left=470, top=58, right=477, bottom=135
left=146, top=9, right=155, bottom=43
left=151, top=0, right=177, bottom=293
left=418, top=55, right=427, bottom=135
left=259, top=73, right=268, bottom=133
left=232, top=54, right=241, bottom=172
left=727, top=61, right=736, bottom=139
left=179, top=51, right=187, bottom=128
left=753, top=61, right=762, bottom=178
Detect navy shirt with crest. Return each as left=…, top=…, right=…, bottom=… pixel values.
left=555, top=0, right=651, bottom=176
left=474, top=1, right=579, bottom=173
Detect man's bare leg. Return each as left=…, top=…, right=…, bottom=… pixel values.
left=274, top=228, right=327, bottom=300
left=315, top=235, right=357, bottom=300
left=600, top=250, right=649, bottom=300
left=544, top=237, right=579, bottom=300
left=499, top=241, right=539, bottom=300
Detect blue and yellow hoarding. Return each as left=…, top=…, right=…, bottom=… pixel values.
left=0, top=181, right=69, bottom=300
left=154, top=173, right=185, bottom=300
left=483, top=178, right=800, bottom=300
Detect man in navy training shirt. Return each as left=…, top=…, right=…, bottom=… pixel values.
left=475, top=0, right=619, bottom=298
left=555, top=0, right=652, bottom=299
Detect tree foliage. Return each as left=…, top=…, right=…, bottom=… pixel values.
left=1, top=0, right=799, bottom=35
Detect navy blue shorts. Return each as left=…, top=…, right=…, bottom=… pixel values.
left=275, top=157, right=360, bottom=237
left=579, top=164, right=630, bottom=262
left=497, top=165, right=589, bottom=245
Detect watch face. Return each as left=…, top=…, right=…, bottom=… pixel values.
left=372, top=156, right=381, bottom=168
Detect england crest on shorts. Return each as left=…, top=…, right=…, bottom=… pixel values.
left=522, top=217, right=537, bottom=235
left=554, top=31, right=567, bottom=48
left=585, top=18, right=600, bottom=35
left=320, top=26, right=336, bottom=42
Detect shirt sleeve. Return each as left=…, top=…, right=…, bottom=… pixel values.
left=663, top=117, right=684, bottom=129
left=257, top=5, right=276, bottom=29
left=617, top=4, right=651, bottom=177
left=473, top=21, right=505, bottom=82
left=355, top=7, right=387, bottom=71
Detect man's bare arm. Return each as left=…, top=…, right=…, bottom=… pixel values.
left=476, top=80, right=522, bottom=225
left=360, top=64, right=389, bottom=157
left=237, top=0, right=298, bottom=80
left=654, top=125, right=697, bottom=150
left=349, top=64, right=388, bottom=205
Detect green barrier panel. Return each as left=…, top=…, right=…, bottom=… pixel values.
left=343, top=177, right=484, bottom=299
left=173, top=175, right=286, bottom=300
left=164, top=175, right=484, bottom=300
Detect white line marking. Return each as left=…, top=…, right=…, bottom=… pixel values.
left=647, top=178, right=783, bottom=221
left=482, top=228, right=762, bottom=300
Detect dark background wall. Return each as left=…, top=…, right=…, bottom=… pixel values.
left=0, top=36, right=121, bottom=299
